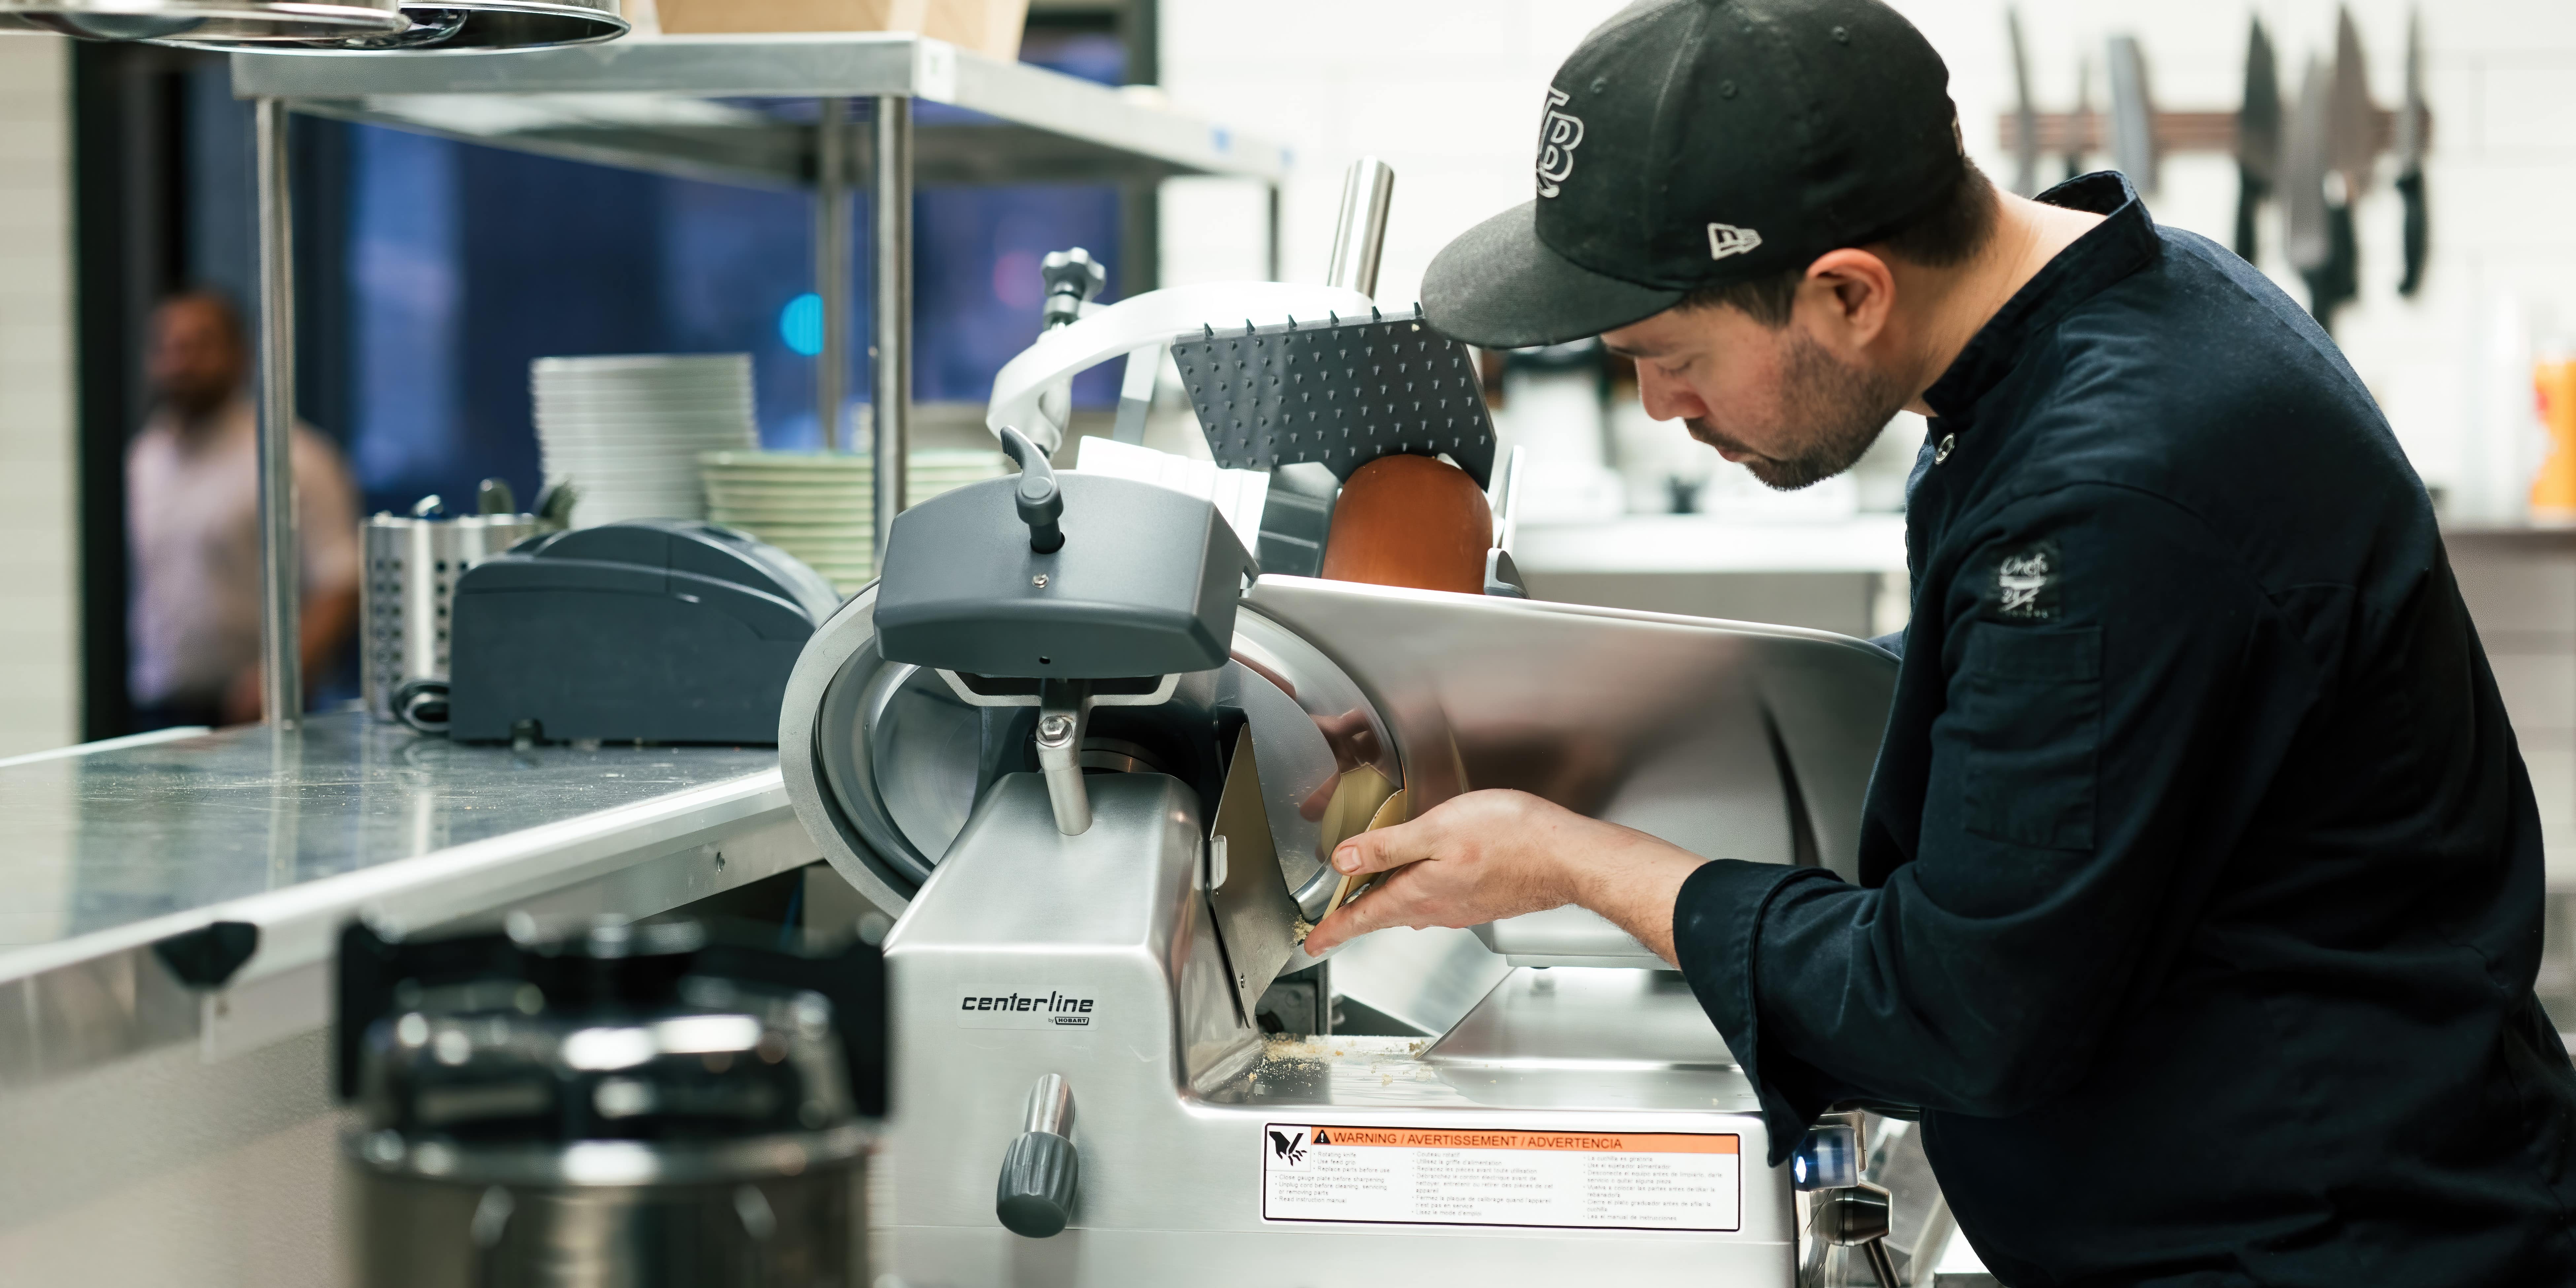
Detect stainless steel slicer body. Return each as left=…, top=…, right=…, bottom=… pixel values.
left=775, top=207, right=1900, bottom=1279
left=781, top=564, right=1897, bottom=1286
left=877, top=761, right=1793, bottom=1284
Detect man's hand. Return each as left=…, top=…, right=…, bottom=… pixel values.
left=1301, top=789, right=1710, bottom=962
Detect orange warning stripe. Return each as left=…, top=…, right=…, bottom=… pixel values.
left=1305, top=1128, right=1738, bottom=1155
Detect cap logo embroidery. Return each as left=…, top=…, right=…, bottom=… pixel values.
left=1535, top=88, right=1585, bottom=198
left=1707, top=223, right=1763, bottom=260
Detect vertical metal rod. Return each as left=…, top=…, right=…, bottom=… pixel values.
left=1022, top=1072, right=1075, bottom=1137
left=815, top=97, right=852, bottom=454
left=1264, top=181, right=1282, bottom=282
left=1325, top=157, right=1396, bottom=297
left=871, top=95, right=912, bottom=556
left=1034, top=702, right=1092, bottom=836
left=254, top=97, right=301, bottom=731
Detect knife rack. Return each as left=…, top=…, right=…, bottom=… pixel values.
left=1997, top=108, right=2427, bottom=161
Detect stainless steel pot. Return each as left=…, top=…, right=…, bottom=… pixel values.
left=350, top=1132, right=872, bottom=1288
left=337, top=917, right=888, bottom=1287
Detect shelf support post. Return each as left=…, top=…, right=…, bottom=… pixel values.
left=816, top=97, right=853, bottom=454
left=871, top=94, right=911, bottom=555
left=254, top=96, right=301, bottom=732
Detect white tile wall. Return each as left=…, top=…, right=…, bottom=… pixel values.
left=1158, top=0, right=2576, bottom=515
left=0, top=33, right=77, bottom=758
left=1159, top=1, right=1641, bottom=295
left=2454, top=540, right=2576, bottom=888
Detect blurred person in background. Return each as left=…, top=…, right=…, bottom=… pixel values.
left=127, top=289, right=359, bottom=730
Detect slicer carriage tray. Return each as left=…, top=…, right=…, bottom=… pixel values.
left=1210, top=1036, right=1448, bottom=1106
left=1195, top=1028, right=1763, bottom=1117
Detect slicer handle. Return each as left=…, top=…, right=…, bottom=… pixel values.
left=997, top=1074, right=1079, bottom=1238
left=1817, top=1180, right=1899, bottom=1288
left=997, top=426, right=1064, bottom=554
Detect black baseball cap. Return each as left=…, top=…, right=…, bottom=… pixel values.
left=1422, top=0, right=1966, bottom=350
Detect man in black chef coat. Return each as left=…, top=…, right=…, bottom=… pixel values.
left=1300, top=1, right=2576, bottom=1282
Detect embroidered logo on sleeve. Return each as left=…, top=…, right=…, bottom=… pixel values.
left=1993, top=538, right=2060, bottom=621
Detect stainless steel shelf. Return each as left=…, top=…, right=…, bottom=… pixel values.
left=0, top=713, right=804, bottom=1088
left=219, top=34, right=1285, bottom=718
left=228, top=33, right=1288, bottom=189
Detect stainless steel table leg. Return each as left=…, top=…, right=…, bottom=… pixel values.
left=816, top=97, right=852, bottom=455
left=254, top=96, right=301, bottom=732
left=870, top=94, right=911, bottom=554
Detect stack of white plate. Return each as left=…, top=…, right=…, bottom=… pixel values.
left=699, top=448, right=1009, bottom=594
left=533, top=354, right=757, bottom=528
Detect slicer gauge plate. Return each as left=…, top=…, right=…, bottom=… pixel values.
left=1172, top=308, right=1496, bottom=489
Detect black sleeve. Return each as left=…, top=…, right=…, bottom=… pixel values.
left=1673, top=485, right=2311, bottom=1161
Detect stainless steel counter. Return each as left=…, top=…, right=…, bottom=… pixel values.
left=0, top=713, right=827, bottom=1284
left=0, top=712, right=806, bottom=1087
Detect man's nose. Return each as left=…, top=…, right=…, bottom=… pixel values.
left=1636, top=364, right=1705, bottom=423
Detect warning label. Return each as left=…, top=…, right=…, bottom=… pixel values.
left=1260, top=1125, right=1740, bottom=1232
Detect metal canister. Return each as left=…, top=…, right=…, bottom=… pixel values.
left=362, top=507, right=539, bottom=722
left=337, top=917, right=888, bottom=1287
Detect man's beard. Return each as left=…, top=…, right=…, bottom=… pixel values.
left=157, top=373, right=242, bottom=426
left=162, top=386, right=232, bottom=424
left=1687, top=330, right=1910, bottom=491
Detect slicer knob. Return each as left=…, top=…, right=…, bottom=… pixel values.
left=1039, top=247, right=1106, bottom=330
left=996, top=1073, right=1079, bottom=1238
left=996, top=1130, right=1080, bottom=1238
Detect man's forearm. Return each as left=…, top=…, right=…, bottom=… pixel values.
left=1304, top=790, right=1717, bottom=958
left=1565, top=827, right=1712, bottom=966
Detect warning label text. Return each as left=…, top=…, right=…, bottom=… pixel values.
left=1260, top=1124, right=1740, bottom=1232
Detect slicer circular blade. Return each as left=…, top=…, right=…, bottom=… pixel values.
left=779, top=584, right=1398, bottom=922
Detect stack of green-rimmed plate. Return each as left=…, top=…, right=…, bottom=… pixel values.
left=698, top=449, right=1009, bottom=594
left=905, top=448, right=1012, bottom=508
left=699, top=452, right=872, bottom=594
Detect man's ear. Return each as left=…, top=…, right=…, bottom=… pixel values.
left=1796, top=248, right=1898, bottom=353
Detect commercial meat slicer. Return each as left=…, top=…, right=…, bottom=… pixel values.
left=775, top=178, right=1930, bottom=1287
